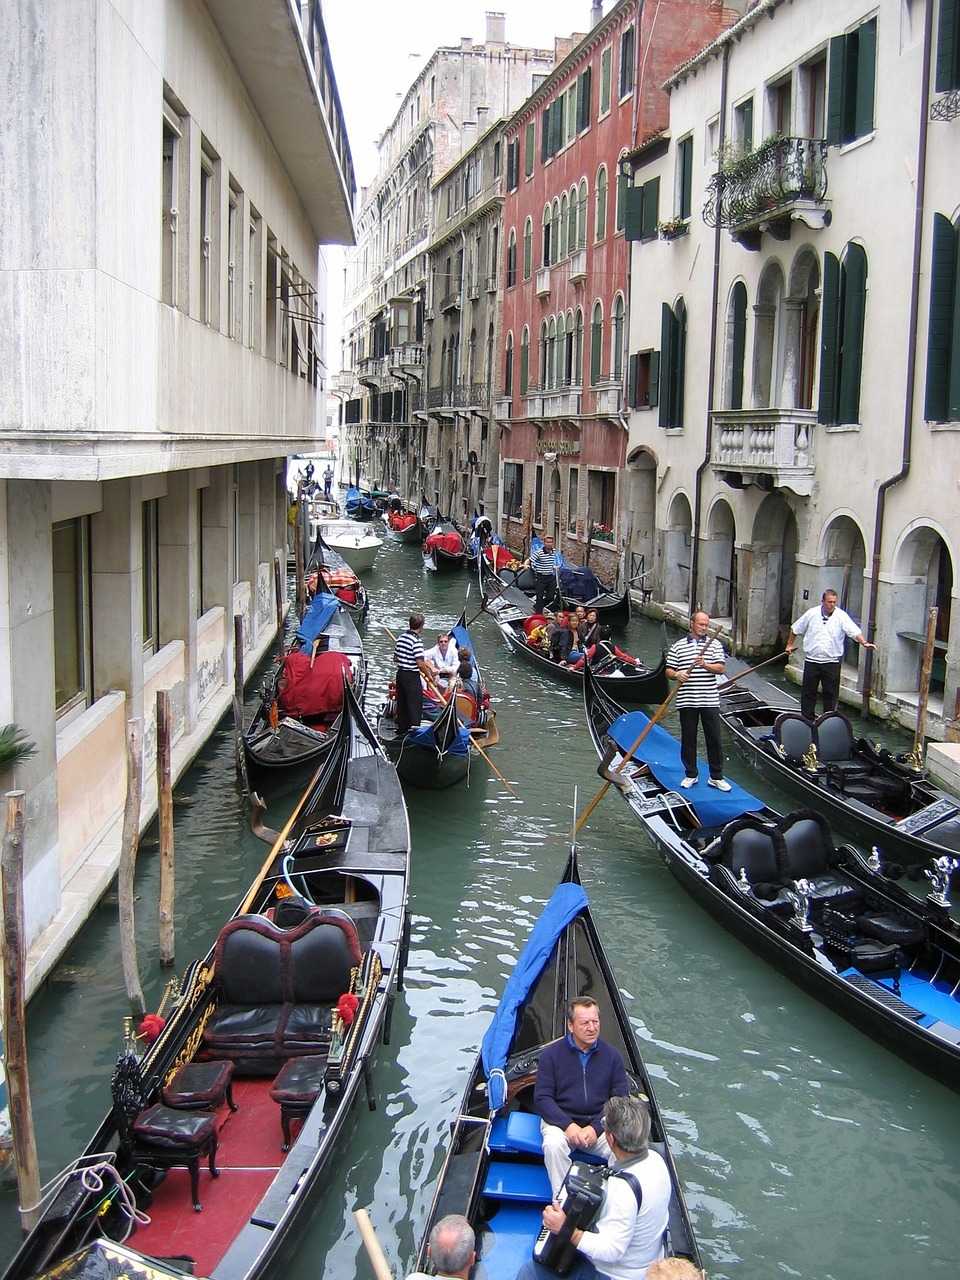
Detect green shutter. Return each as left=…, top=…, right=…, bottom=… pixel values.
left=520, top=339, right=529, bottom=395
left=854, top=18, right=877, bottom=139
left=680, top=138, right=693, bottom=221
left=624, top=185, right=644, bottom=241
left=641, top=178, right=660, bottom=240
left=648, top=351, right=660, bottom=407
left=628, top=353, right=640, bottom=407
left=660, top=304, right=675, bottom=427
left=936, top=0, right=960, bottom=93
left=580, top=66, right=592, bottom=130
left=924, top=214, right=956, bottom=420
left=541, top=107, right=550, bottom=162
left=826, top=35, right=846, bottom=145
left=591, top=316, right=603, bottom=384
left=525, top=122, right=535, bottom=177
left=838, top=244, right=867, bottom=424
left=731, top=282, right=747, bottom=410
left=675, top=301, right=687, bottom=428
left=818, top=253, right=840, bottom=423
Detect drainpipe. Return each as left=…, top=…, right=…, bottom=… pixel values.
left=689, top=41, right=730, bottom=613
left=861, top=0, right=933, bottom=717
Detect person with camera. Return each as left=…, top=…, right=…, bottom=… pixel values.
left=518, top=1095, right=671, bottom=1280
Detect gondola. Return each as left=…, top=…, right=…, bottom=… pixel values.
left=7, top=682, right=410, bottom=1280
left=479, top=542, right=631, bottom=626
left=582, top=665, right=960, bottom=1089
left=377, top=611, right=499, bottom=789
left=240, top=592, right=366, bottom=791
left=306, top=530, right=369, bottom=621
left=344, top=485, right=376, bottom=521
left=483, top=571, right=668, bottom=705
left=411, top=847, right=701, bottom=1278
left=422, top=516, right=467, bottom=571
left=385, top=504, right=423, bottom=545
left=718, top=683, right=960, bottom=869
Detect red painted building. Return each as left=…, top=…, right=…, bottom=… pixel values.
left=496, top=0, right=729, bottom=574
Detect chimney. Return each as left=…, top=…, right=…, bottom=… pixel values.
left=477, top=105, right=489, bottom=133
left=462, top=119, right=477, bottom=155
left=590, top=2, right=603, bottom=28
left=486, top=11, right=506, bottom=45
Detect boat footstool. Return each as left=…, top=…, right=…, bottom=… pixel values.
left=162, top=1060, right=238, bottom=1113
left=269, top=1055, right=327, bottom=1150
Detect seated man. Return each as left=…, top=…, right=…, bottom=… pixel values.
left=424, top=632, right=460, bottom=688
left=518, top=1095, right=671, bottom=1280
left=535, top=996, right=630, bottom=1198
left=407, top=1213, right=476, bottom=1280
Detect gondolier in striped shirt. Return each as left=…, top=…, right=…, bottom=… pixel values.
left=524, top=535, right=561, bottom=614
left=666, top=610, right=731, bottom=791
left=394, top=611, right=432, bottom=734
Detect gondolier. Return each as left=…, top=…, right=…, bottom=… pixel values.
left=666, top=610, right=730, bottom=791
left=394, top=611, right=432, bottom=733
left=524, top=535, right=561, bottom=614
left=785, top=589, right=874, bottom=720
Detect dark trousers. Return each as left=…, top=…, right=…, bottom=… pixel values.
left=800, top=660, right=841, bottom=720
left=533, top=573, right=559, bottom=614
left=395, top=668, right=423, bottom=733
left=678, top=705, right=724, bottom=779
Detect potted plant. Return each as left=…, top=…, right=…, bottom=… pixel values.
left=659, top=216, right=689, bottom=241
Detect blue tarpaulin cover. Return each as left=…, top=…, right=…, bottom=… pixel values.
left=405, top=723, right=472, bottom=755
left=559, top=566, right=602, bottom=600
left=296, top=592, right=339, bottom=644
left=480, top=879, right=589, bottom=1096
left=608, top=709, right=764, bottom=826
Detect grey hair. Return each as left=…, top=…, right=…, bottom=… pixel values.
left=565, top=995, right=599, bottom=1022
left=603, top=1095, right=652, bottom=1155
left=429, top=1213, right=475, bottom=1273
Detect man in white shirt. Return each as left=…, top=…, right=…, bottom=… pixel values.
left=424, top=632, right=460, bottom=688
left=786, top=589, right=875, bottom=719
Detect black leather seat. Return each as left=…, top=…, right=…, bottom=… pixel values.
left=773, top=712, right=815, bottom=763
left=778, top=811, right=861, bottom=908
left=719, top=818, right=793, bottom=905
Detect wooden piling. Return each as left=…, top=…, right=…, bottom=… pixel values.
left=274, top=554, right=285, bottom=657
left=233, top=613, right=245, bottom=782
left=119, top=719, right=145, bottom=1016
left=1, top=791, right=42, bottom=1231
left=914, top=606, right=938, bottom=756
left=156, top=690, right=175, bottom=967
left=294, top=482, right=306, bottom=620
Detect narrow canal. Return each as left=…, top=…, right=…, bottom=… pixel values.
left=2, top=533, right=959, bottom=1278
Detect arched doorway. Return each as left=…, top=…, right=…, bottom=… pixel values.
left=703, top=498, right=736, bottom=624
left=888, top=525, right=955, bottom=701
left=662, top=492, right=693, bottom=609
left=625, top=447, right=657, bottom=597
left=746, top=494, right=799, bottom=652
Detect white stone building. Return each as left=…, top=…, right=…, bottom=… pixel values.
left=0, top=0, right=354, bottom=990
left=623, top=0, right=960, bottom=736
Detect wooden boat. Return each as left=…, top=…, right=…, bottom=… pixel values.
left=422, top=517, right=467, bottom=571
left=483, top=570, right=668, bottom=705
left=583, top=665, right=960, bottom=1089
left=385, top=504, right=423, bottom=545
left=312, top=518, right=383, bottom=574
left=377, top=611, right=499, bottom=789
left=7, top=682, right=410, bottom=1280
left=718, top=683, right=960, bottom=870
left=479, top=543, right=631, bottom=626
left=411, top=847, right=701, bottom=1278
left=344, top=485, right=376, bottom=521
left=240, top=592, right=366, bottom=791
left=306, top=531, right=369, bottom=620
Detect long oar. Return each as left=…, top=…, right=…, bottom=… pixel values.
left=574, top=624, right=723, bottom=836
left=722, top=648, right=790, bottom=690
left=354, top=1207, right=392, bottom=1280
left=468, top=573, right=513, bottom=625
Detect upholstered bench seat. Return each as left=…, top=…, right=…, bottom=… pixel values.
left=269, top=1055, right=329, bottom=1150
left=162, top=1060, right=236, bottom=1113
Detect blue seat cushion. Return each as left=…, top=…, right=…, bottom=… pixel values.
left=502, top=1110, right=607, bottom=1164
left=483, top=1160, right=552, bottom=1203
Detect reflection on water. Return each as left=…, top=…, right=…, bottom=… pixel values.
left=3, top=537, right=959, bottom=1279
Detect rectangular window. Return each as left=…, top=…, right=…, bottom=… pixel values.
left=566, top=87, right=577, bottom=145
left=161, top=104, right=182, bottom=308
left=227, top=183, right=242, bottom=341
left=628, top=350, right=660, bottom=408
left=677, top=136, right=693, bottom=220
left=53, top=518, right=92, bottom=714
left=588, top=470, right=616, bottom=535
left=534, top=464, right=544, bottom=525
left=600, top=47, right=612, bottom=115
left=827, top=17, right=877, bottom=145
left=734, top=97, right=754, bottom=151
left=503, top=461, right=524, bottom=520
left=525, top=121, right=536, bottom=177
left=801, top=56, right=827, bottom=139
left=142, top=499, right=159, bottom=657
left=199, top=151, right=215, bottom=326
left=619, top=26, right=635, bottom=99
left=506, top=138, right=520, bottom=191
left=771, top=77, right=792, bottom=135
left=624, top=177, right=659, bottom=242
left=567, top=467, right=579, bottom=535
left=937, top=0, right=960, bottom=92
left=247, top=207, right=261, bottom=350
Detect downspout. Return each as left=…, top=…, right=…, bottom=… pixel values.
left=689, top=40, right=730, bottom=612
left=457, top=227, right=468, bottom=519
left=861, top=0, right=934, bottom=717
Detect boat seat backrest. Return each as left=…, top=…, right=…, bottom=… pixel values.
left=215, top=912, right=362, bottom=1006
left=813, top=711, right=856, bottom=762
left=773, top=712, right=815, bottom=762
left=779, top=811, right=833, bottom=879
left=720, top=819, right=788, bottom=886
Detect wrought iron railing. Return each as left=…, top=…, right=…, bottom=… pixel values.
left=703, top=136, right=828, bottom=230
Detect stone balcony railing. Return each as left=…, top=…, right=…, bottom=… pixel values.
left=568, top=248, right=587, bottom=282
left=494, top=395, right=513, bottom=420
left=425, top=383, right=490, bottom=411
left=594, top=384, right=622, bottom=415
left=535, top=267, right=551, bottom=297
left=440, top=290, right=462, bottom=312
left=711, top=408, right=817, bottom=495
left=542, top=389, right=581, bottom=417
left=388, top=343, right=424, bottom=372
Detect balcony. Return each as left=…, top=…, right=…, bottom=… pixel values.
left=594, top=384, right=622, bottom=415
left=703, top=136, right=830, bottom=247
left=524, top=385, right=543, bottom=416
left=568, top=248, right=587, bottom=282
left=494, top=395, right=513, bottom=420
left=535, top=267, right=551, bottom=298
left=440, top=290, right=462, bottom=313
left=542, top=389, right=581, bottom=417
left=388, top=343, right=424, bottom=373
left=711, top=409, right=817, bottom=496
left=485, top=273, right=499, bottom=293
left=356, top=355, right=390, bottom=387
left=467, top=278, right=481, bottom=301
left=426, top=383, right=491, bottom=412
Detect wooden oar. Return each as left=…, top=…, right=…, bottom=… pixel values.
left=468, top=573, right=513, bottom=625
left=574, top=624, right=723, bottom=836
left=354, top=1207, right=393, bottom=1280
left=722, top=648, right=790, bottom=689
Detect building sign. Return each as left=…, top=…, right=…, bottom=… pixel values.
left=535, top=438, right=580, bottom=457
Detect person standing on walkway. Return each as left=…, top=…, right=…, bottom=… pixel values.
left=785, top=589, right=875, bottom=720
left=322, top=463, right=334, bottom=498
left=394, top=611, right=432, bottom=733
left=525, top=535, right=561, bottom=614
left=666, top=610, right=730, bottom=791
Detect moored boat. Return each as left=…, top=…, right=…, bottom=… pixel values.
left=344, top=485, right=376, bottom=521
left=307, top=532, right=369, bottom=620
left=479, top=541, right=631, bottom=626
left=385, top=504, right=423, bottom=544
left=422, top=517, right=468, bottom=571
left=312, top=517, right=383, bottom=574
left=6, top=682, right=410, bottom=1280
left=583, top=665, right=960, bottom=1089
left=411, top=846, right=701, bottom=1277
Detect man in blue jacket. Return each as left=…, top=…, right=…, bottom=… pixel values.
left=535, top=996, right=630, bottom=1197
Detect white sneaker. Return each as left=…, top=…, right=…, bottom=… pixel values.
left=708, top=778, right=732, bottom=792
left=680, top=776, right=698, bottom=789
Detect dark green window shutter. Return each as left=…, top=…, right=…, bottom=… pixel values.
left=936, top=0, right=960, bottom=92
left=818, top=252, right=840, bottom=423
left=648, top=351, right=660, bottom=407
left=679, top=138, right=693, bottom=221
left=577, top=67, right=592, bottom=132
left=628, top=353, right=639, bottom=407
left=675, top=300, right=687, bottom=428
left=591, top=314, right=603, bottom=384
left=520, top=339, right=529, bottom=395
left=624, top=185, right=644, bottom=241
left=525, top=122, right=536, bottom=177
left=826, top=35, right=846, bottom=145
left=541, top=107, right=550, bottom=162
left=924, top=214, right=955, bottom=420
left=838, top=244, right=867, bottom=423
left=731, top=282, right=747, bottom=411
left=660, top=303, right=675, bottom=426
left=641, top=178, right=660, bottom=240
left=854, top=18, right=877, bottom=139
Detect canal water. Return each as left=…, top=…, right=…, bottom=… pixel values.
left=2, top=534, right=959, bottom=1279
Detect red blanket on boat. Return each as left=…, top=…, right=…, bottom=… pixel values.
left=389, top=512, right=417, bottom=532
left=425, top=531, right=463, bottom=554
left=277, top=650, right=352, bottom=718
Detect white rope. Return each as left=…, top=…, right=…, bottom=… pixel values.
left=20, top=1154, right=151, bottom=1242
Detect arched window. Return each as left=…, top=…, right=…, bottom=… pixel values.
left=542, top=205, right=553, bottom=267
left=559, top=192, right=569, bottom=259
left=504, top=331, right=514, bottom=396
left=615, top=153, right=628, bottom=232
left=506, top=229, right=517, bottom=288
left=468, top=327, right=477, bottom=384
left=590, top=301, right=603, bottom=384
left=595, top=166, right=607, bottom=242
left=523, top=217, right=533, bottom=279
left=926, top=214, right=960, bottom=419
left=547, top=317, right=558, bottom=388
left=578, top=180, right=589, bottom=248
left=574, top=308, right=584, bottom=384
left=520, top=326, right=530, bottom=396
left=567, top=188, right=577, bottom=254
left=611, top=294, right=625, bottom=380
left=659, top=297, right=687, bottom=428
left=539, top=320, right=548, bottom=387
left=727, top=282, right=748, bottom=410
left=552, top=198, right=561, bottom=262
left=562, top=309, right=575, bottom=386
left=819, top=242, right=867, bottom=424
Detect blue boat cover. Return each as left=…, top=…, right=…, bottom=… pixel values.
left=405, top=723, right=472, bottom=756
left=480, top=879, right=589, bottom=1104
left=608, top=709, right=763, bottom=826
left=296, top=592, right=340, bottom=644
left=558, top=566, right=603, bottom=600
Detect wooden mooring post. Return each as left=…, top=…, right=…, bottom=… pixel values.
left=914, top=606, right=938, bottom=757
left=119, top=718, right=145, bottom=1015
left=234, top=613, right=245, bottom=785
left=1, top=791, right=42, bottom=1231
left=156, top=690, right=175, bottom=967
left=274, top=554, right=285, bottom=658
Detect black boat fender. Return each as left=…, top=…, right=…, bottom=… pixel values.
left=362, top=1056, right=377, bottom=1110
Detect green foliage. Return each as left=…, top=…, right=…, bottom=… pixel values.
left=0, top=723, right=37, bottom=773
